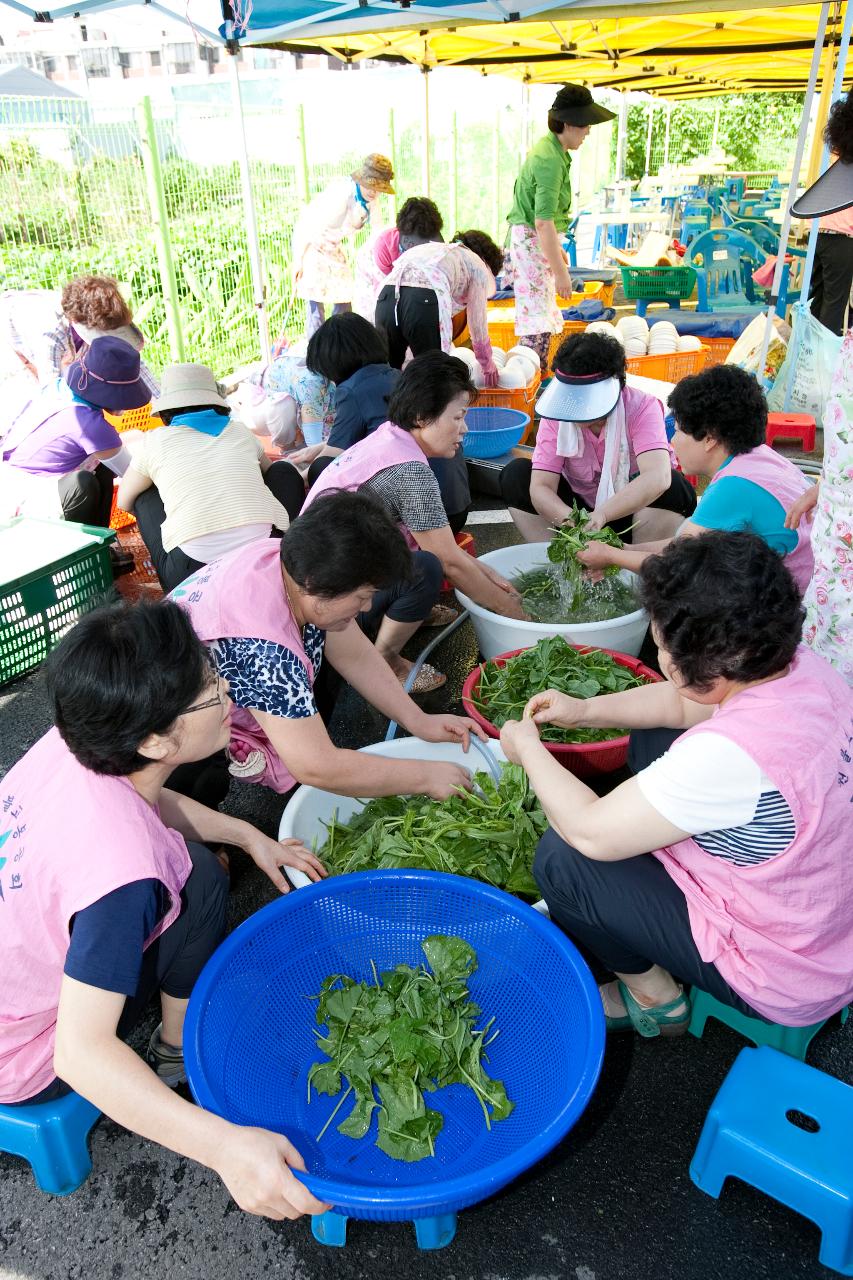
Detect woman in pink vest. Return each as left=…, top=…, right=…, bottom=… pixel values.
left=303, top=352, right=526, bottom=628
left=578, top=363, right=814, bottom=593
left=173, top=488, right=484, bottom=797
left=352, top=196, right=444, bottom=325
left=0, top=599, right=327, bottom=1220
left=500, top=531, right=853, bottom=1036
left=500, top=331, right=697, bottom=545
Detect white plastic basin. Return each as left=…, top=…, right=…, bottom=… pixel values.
left=455, top=542, right=648, bottom=661
left=279, top=736, right=547, bottom=913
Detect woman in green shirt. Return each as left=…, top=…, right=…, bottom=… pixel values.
left=507, top=85, right=614, bottom=365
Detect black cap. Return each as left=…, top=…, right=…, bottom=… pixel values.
left=550, top=84, right=616, bottom=127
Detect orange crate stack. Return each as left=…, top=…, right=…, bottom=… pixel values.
left=700, top=337, right=736, bottom=367
left=625, top=346, right=709, bottom=382
left=473, top=370, right=540, bottom=444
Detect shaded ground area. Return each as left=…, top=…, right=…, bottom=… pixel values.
left=1, top=510, right=849, bottom=1280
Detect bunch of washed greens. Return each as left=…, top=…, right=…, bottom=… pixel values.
left=317, top=765, right=545, bottom=900
left=308, top=935, right=513, bottom=1162
left=472, top=635, right=650, bottom=743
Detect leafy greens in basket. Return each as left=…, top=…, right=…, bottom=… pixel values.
left=318, top=764, right=545, bottom=900
left=472, top=636, right=650, bottom=744
left=309, top=934, right=513, bottom=1162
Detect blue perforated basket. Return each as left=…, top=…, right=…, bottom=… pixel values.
left=184, top=871, right=604, bottom=1221
left=462, top=406, right=529, bottom=459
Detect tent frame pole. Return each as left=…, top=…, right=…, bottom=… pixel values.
left=422, top=65, right=431, bottom=197
left=229, top=46, right=270, bottom=365
left=754, top=0, right=831, bottom=388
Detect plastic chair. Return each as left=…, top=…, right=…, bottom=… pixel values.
left=691, top=1046, right=853, bottom=1276
left=719, top=197, right=739, bottom=227
left=685, top=228, right=767, bottom=313
left=689, top=989, right=848, bottom=1061
left=0, top=1091, right=101, bottom=1194
left=765, top=412, right=817, bottom=453
left=725, top=177, right=745, bottom=204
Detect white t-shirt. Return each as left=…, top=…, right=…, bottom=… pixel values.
left=129, top=419, right=291, bottom=554
left=636, top=732, right=796, bottom=868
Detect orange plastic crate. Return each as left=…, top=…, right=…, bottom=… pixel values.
left=700, top=337, right=736, bottom=367
left=105, top=403, right=163, bottom=433
left=472, top=370, right=540, bottom=442
left=109, top=481, right=136, bottom=531
left=625, top=346, right=709, bottom=382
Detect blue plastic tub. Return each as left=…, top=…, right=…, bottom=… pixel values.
left=184, top=871, right=604, bottom=1222
left=463, top=407, right=529, bottom=459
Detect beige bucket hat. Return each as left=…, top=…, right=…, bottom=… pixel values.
left=152, top=363, right=230, bottom=415
left=352, top=153, right=395, bottom=194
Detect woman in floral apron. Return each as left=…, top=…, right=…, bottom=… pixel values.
left=506, top=85, right=614, bottom=366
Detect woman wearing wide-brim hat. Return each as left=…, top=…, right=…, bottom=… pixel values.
left=506, top=84, right=615, bottom=367
left=117, top=363, right=308, bottom=594
left=291, top=153, right=395, bottom=338
left=0, top=335, right=147, bottom=560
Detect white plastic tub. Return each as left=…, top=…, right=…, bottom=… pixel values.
left=455, top=542, right=648, bottom=661
left=279, top=737, right=547, bottom=913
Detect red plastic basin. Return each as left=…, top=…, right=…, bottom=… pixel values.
left=461, top=643, right=662, bottom=779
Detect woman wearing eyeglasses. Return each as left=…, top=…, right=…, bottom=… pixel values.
left=0, top=598, right=328, bottom=1221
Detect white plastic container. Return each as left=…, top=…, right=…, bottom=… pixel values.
left=278, top=737, right=548, bottom=913
left=455, top=542, right=648, bottom=661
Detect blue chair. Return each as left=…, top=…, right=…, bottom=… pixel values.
left=685, top=228, right=767, bottom=313
left=0, top=1091, right=101, bottom=1194
left=689, top=988, right=849, bottom=1061
left=725, top=177, right=745, bottom=204
left=719, top=197, right=740, bottom=227
left=680, top=200, right=713, bottom=248
left=561, top=214, right=580, bottom=269
left=691, top=1046, right=853, bottom=1276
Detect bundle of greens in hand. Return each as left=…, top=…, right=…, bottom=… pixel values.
left=512, top=503, right=636, bottom=624
left=308, top=935, right=513, bottom=1162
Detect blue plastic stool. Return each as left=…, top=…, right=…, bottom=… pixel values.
left=691, top=1046, right=853, bottom=1275
left=313, top=1210, right=457, bottom=1250
left=689, top=988, right=849, bottom=1061
left=0, top=1092, right=100, bottom=1194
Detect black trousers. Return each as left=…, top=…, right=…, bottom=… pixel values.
left=810, top=231, right=853, bottom=337
left=375, top=283, right=441, bottom=370
left=58, top=463, right=114, bottom=528
left=359, top=550, right=443, bottom=631
left=134, top=461, right=306, bottom=593
left=499, top=456, right=697, bottom=540
left=12, top=842, right=228, bottom=1105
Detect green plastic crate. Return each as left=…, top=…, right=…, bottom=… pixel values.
left=0, top=517, right=115, bottom=686
left=620, top=265, right=697, bottom=303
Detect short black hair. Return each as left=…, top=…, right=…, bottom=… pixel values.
left=281, top=490, right=412, bottom=596
left=552, top=331, right=627, bottom=386
left=668, top=364, right=767, bottom=455
left=43, top=599, right=211, bottom=777
left=639, top=530, right=804, bottom=693
left=825, top=91, right=853, bottom=164
left=158, top=405, right=230, bottom=425
left=547, top=112, right=567, bottom=135
left=452, top=229, right=504, bottom=278
left=397, top=196, right=443, bottom=240
left=387, top=350, right=475, bottom=432
left=306, top=312, right=388, bottom=385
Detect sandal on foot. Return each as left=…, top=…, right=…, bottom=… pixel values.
left=602, top=980, right=690, bottom=1039
left=405, top=662, right=447, bottom=695
left=226, top=746, right=267, bottom=781
left=423, top=604, right=460, bottom=627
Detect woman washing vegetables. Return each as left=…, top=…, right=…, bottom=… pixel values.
left=500, top=332, right=696, bottom=545
left=500, top=532, right=853, bottom=1036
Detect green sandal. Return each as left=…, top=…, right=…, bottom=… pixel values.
left=603, top=981, right=690, bottom=1039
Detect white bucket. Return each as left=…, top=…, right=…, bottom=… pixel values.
left=279, top=737, right=548, bottom=913
left=455, top=542, right=648, bottom=661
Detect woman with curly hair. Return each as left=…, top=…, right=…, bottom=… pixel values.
left=576, top=361, right=814, bottom=592
left=500, top=330, right=695, bottom=544
left=500, top=531, right=853, bottom=1037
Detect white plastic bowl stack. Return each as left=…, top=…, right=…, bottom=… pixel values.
left=498, top=359, right=528, bottom=389
left=491, top=348, right=508, bottom=369
left=677, top=334, right=703, bottom=352
left=616, top=315, right=650, bottom=359
left=647, top=321, right=680, bottom=357
left=584, top=320, right=623, bottom=344
left=506, top=344, right=541, bottom=374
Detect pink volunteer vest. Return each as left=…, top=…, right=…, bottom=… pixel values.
left=0, top=729, right=191, bottom=1103
left=653, top=648, right=853, bottom=1025
left=172, top=539, right=313, bottom=794
left=709, top=444, right=814, bottom=593
left=302, top=419, right=427, bottom=550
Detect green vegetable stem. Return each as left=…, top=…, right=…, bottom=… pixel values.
left=308, top=935, right=514, bottom=1162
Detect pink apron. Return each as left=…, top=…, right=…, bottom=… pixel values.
left=0, top=728, right=191, bottom=1103
left=708, top=444, right=814, bottom=593
left=302, top=419, right=427, bottom=551
left=385, top=241, right=465, bottom=352
left=653, top=648, right=853, bottom=1025
left=172, top=540, right=314, bottom=793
